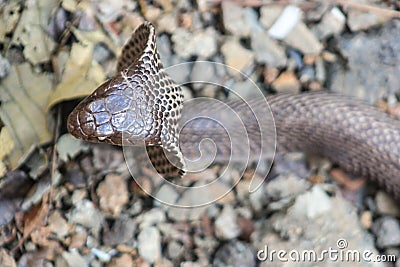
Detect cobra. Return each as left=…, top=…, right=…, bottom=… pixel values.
left=67, top=22, right=400, bottom=201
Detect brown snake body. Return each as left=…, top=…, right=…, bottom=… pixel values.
left=67, top=22, right=400, bottom=200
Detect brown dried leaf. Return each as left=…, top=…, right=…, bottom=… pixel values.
left=0, top=2, right=22, bottom=42
left=47, top=41, right=106, bottom=109
left=0, top=248, right=17, bottom=267
left=0, top=64, right=53, bottom=170
left=11, top=0, right=57, bottom=64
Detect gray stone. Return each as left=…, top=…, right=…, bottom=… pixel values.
left=166, top=56, right=191, bottom=84
left=347, top=8, right=391, bottom=32
left=328, top=20, right=400, bottom=103
left=167, top=240, right=184, bottom=259
left=290, top=185, right=332, bottom=219
left=250, top=26, right=287, bottom=67
left=139, top=208, right=166, bottom=229
left=154, top=184, right=179, bottom=207
left=260, top=5, right=283, bottom=29
left=375, top=191, right=400, bottom=217
left=102, top=215, right=136, bottom=246
left=138, top=227, right=161, bottom=264
left=69, top=200, right=103, bottom=232
left=157, top=34, right=173, bottom=67
left=227, top=78, right=262, bottom=100
left=171, top=27, right=218, bottom=58
left=190, top=60, right=216, bottom=90
left=222, top=1, right=257, bottom=37
left=372, top=217, right=400, bottom=248
left=313, top=7, right=346, bottom=40
left=266, top=173, right=310, bottom=200
left=157, top=13, right=178, bottom=34
left=213, top=240, right=256, bottom=267
left=283, top=22, right=323, bottom=55
left=221, top=38, right=254, bottom=76
left=215, top=205, right=240, bottom=240
left=0, top=54, right=11, bottom=78
left=59, top=251, right=88, bottom=267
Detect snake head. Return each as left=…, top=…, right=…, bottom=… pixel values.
left=67, top=22, right=183, bottom=147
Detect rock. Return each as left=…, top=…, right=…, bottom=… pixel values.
left=137, top=227, right=161, bottom=264
left=329, top=20, right=400, bottom=103
left=221, top=38, right=254, bottom=76
left=91, top=247, right=114, bottom=262
left=59, top=251, right=88, bottom=267
left=93, top=44, right=111, bottom=63
left=102, top=216, right=136, bottom=246
left=157, top=34, right=173, bottom=67
left=190, top=60, right=216, bottom=90
left=260, top=5, right=284, bottom=29
left=181, top=86, right=193, bottom=101
left=166, top=178, right=230, bottom=220
left=167, top=240, right=184, bottom=260
left=139, top=208, right=166, bottom=229
left=97, top=174, right=129, bottom=217
left=57, top=134, right=89, bottom=162
left=313, top=7, right=346, bottom=39
left=268, top=6, right=322, bottom=54
left=108, top=254, right=134, bottom=267
left=290, top=185, right=332, bottom=219
left=375, top=191, right=400, bottom=217
left=372, top=217, right=400, bottom=248
left=347, top=8, right=391, bottom=32
left=265, top=173, right=310, bottom=200
left=271, top=71, right=301, bottom=93
left=227, top=78, right=262, bottom=100
left=268, top=5, right=301, bottom=39
left=215, top=205, right=240, bottom=240
left=250, top=26, right=287, bottom=67
left=154, top=184, right=179, bottom=207
left=222, top=1, right=257, bottom=37
left=299, top=66, right=315, bottom=83
left=166, top=56, right=191, bottom=84
left=69, top=200, right=104, bottom=232
left=284, top=22, right=323, bottom=55
left=360, top=211, right=373, bottom=229
left=156, top=13, right=178, bottom=34
left=213, top=240, right=256, bottom=267
left=48, top=211, right=70, bottom=239
left=171, top=27, right=218, bottom=58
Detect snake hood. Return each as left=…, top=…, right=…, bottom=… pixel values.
left=67, top=22, right=184, bottom=148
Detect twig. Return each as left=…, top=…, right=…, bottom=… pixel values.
left=335, top=0, right=400, bottom=18
left=223, top=0, right=400, bottom=19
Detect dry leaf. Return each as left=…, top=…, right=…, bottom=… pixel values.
left=0, top=248, right=17, bottom=267
left=0, top=128, right=14, bottom=175
left=72, top=27, right=118, bottom=55
left=0, top=2, right=22, bottom=42
left=11, top=0, right=57, bottom=64
left=0, top=64, right=53, bottom=170
left=47, top=41, right=106, bottom=109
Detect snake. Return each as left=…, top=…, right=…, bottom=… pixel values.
left=67, top=22, right=400, bottom=201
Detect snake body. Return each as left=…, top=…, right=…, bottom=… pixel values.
left=67, top=22, right=400, bottom=200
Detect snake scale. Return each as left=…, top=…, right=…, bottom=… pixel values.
left=67, top=22, right=400, bottom=201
